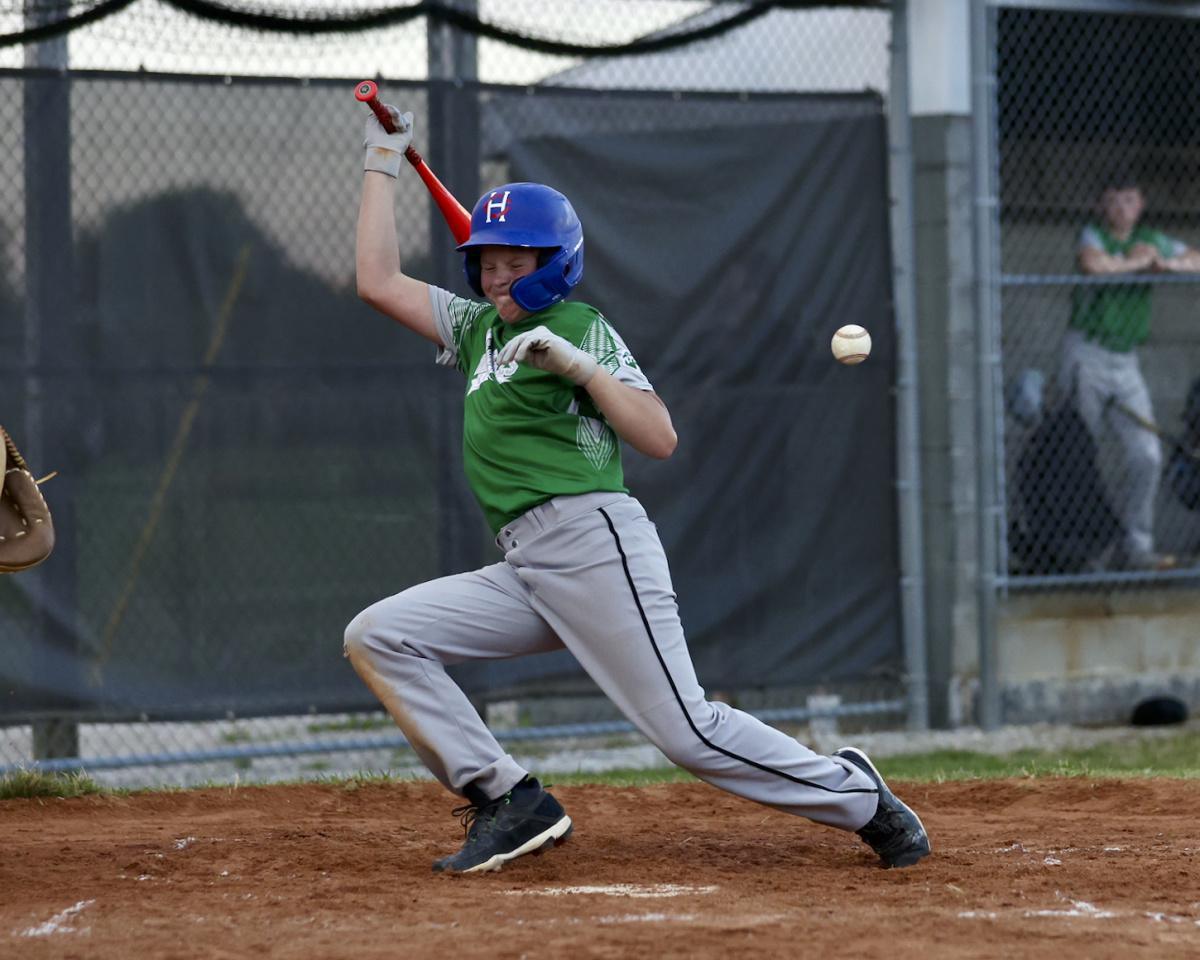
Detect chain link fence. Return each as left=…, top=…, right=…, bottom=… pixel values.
left=0, top=1, right=889, bottom=87
left=1, top=1, right=904, bottom=785
left=990, top=1, right=1200, bottom=588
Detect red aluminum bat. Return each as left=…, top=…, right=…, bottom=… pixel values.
left=356, top=80, right=472, bottom=244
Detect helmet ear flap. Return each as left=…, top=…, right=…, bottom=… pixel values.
left=463, top=249, right=484, bottom=297
left=510, top=239, right=584, bottom=313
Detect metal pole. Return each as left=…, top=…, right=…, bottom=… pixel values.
left=24, top=0, right=80, bottom=760
left=427, top=4, right=482, bottom=579
left=970, top=0, right=1001, bottom=730
left=888, top=0, right=929, bottom=731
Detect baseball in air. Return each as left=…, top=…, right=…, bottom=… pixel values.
left=831, top=324, right=871, bottom=365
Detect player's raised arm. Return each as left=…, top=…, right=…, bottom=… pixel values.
left=355, top=105, right=442, bottom=346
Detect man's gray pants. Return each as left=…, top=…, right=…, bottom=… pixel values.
left=1059, top=329, right=1162, bottom=557
left=344, top=492, right=878, bottom=833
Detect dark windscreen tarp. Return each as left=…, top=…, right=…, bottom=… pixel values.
left=0, top=79, right=898, bottom=720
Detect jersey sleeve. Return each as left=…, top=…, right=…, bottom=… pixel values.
left=1078, top=225, right=1105, bottom=252
left=429, top=285, right=490, bottom=371
left=578, top=313, right=655, bottom=392
left=1149, top=230, right=1188, bottom=259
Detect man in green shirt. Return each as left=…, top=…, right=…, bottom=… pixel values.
left=1062, top=173, right=1200, bottom=570
left=344, top=102, right=929, bottom=875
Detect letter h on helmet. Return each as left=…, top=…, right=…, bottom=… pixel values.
left=457, top=182, right=585, bottom=313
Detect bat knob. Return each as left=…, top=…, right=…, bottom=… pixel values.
left=355, top=80, right=378, bottom=102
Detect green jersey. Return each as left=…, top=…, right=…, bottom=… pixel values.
left=429, top=287, right=654, bottom=533
left=1070, top=223, right=1184, bottom=353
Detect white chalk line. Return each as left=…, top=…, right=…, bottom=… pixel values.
left=502, top=885, right=796, bottom=929
left=507, top=911, right=788, bottom=929
left=16, top=899, right=96, bottom=938
left=958, top=891, right=1200, bottom=927
left=1027, top=897, right=1117, bottom=919
left=506, top=883, right=719, bottom=899
left=995, top=843, right=1145, bottom=856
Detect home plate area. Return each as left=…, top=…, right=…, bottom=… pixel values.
left=2, top=779, right=1197, bottom=958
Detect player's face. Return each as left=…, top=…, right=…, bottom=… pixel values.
left=480, top=247, right=539, bottom=324
left=1101, top=187, right=1144, bottom=236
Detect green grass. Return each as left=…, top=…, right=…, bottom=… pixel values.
left=545, top=729, right=1200, bottom=786
left=0, top=769, right=106, bottom=800
left=4, top=729, right=1197, bottom=799
left=307, top=715, right=394, bottom=735
left=324, top=771, right=424, bottom=791
left=544, top=767, right=699, bottom=787
left=877, top=730, right=1200, bottom=782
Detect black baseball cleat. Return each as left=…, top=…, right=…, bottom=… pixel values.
left=432, top=776, right=573, bottom=874
left=834, top=746, right=931, bottom=868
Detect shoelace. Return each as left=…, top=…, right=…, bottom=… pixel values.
left=450, top=793, right=511, bottom=842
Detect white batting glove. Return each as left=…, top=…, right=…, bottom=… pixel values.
left=498, top=326, right=598, bottom=386
left=363, top=105, right=414, bottom=178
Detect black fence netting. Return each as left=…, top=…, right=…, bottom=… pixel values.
left=1, top=71, right=900, bottom=724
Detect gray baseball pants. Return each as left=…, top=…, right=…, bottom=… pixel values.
left=344, top=491, right=879, bottom=832
left=1059, top=329, right=1161, bottom=556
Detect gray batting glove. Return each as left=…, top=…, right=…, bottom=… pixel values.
left=498, top=325, right=598, bottom=386
left=363, top=105, right=414, bottom=178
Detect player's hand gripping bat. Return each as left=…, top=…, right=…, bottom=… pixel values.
left=356, top=81, right=472, bottom=244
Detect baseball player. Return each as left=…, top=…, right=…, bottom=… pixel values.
left=345, top=105, right=930, bottom=873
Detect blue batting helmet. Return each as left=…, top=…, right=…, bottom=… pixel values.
left=457, top=182, right=584, bottom=313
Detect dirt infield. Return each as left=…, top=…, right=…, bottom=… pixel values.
left=2, top=777, right=1198, bottom=959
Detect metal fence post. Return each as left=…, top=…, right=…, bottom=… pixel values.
left=23, top=0, right=81, bottom=762
left=428, top=5, right=484, bottom=580
left=888, top=0, right=930, bottom=731
left=970, top=0, right=1002, bottom=730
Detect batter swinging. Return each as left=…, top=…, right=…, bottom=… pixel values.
left=345, top=105, right=931, bottom=873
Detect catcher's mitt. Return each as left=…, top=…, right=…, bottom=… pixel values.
left=0, top=426, right=55, bottom=573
